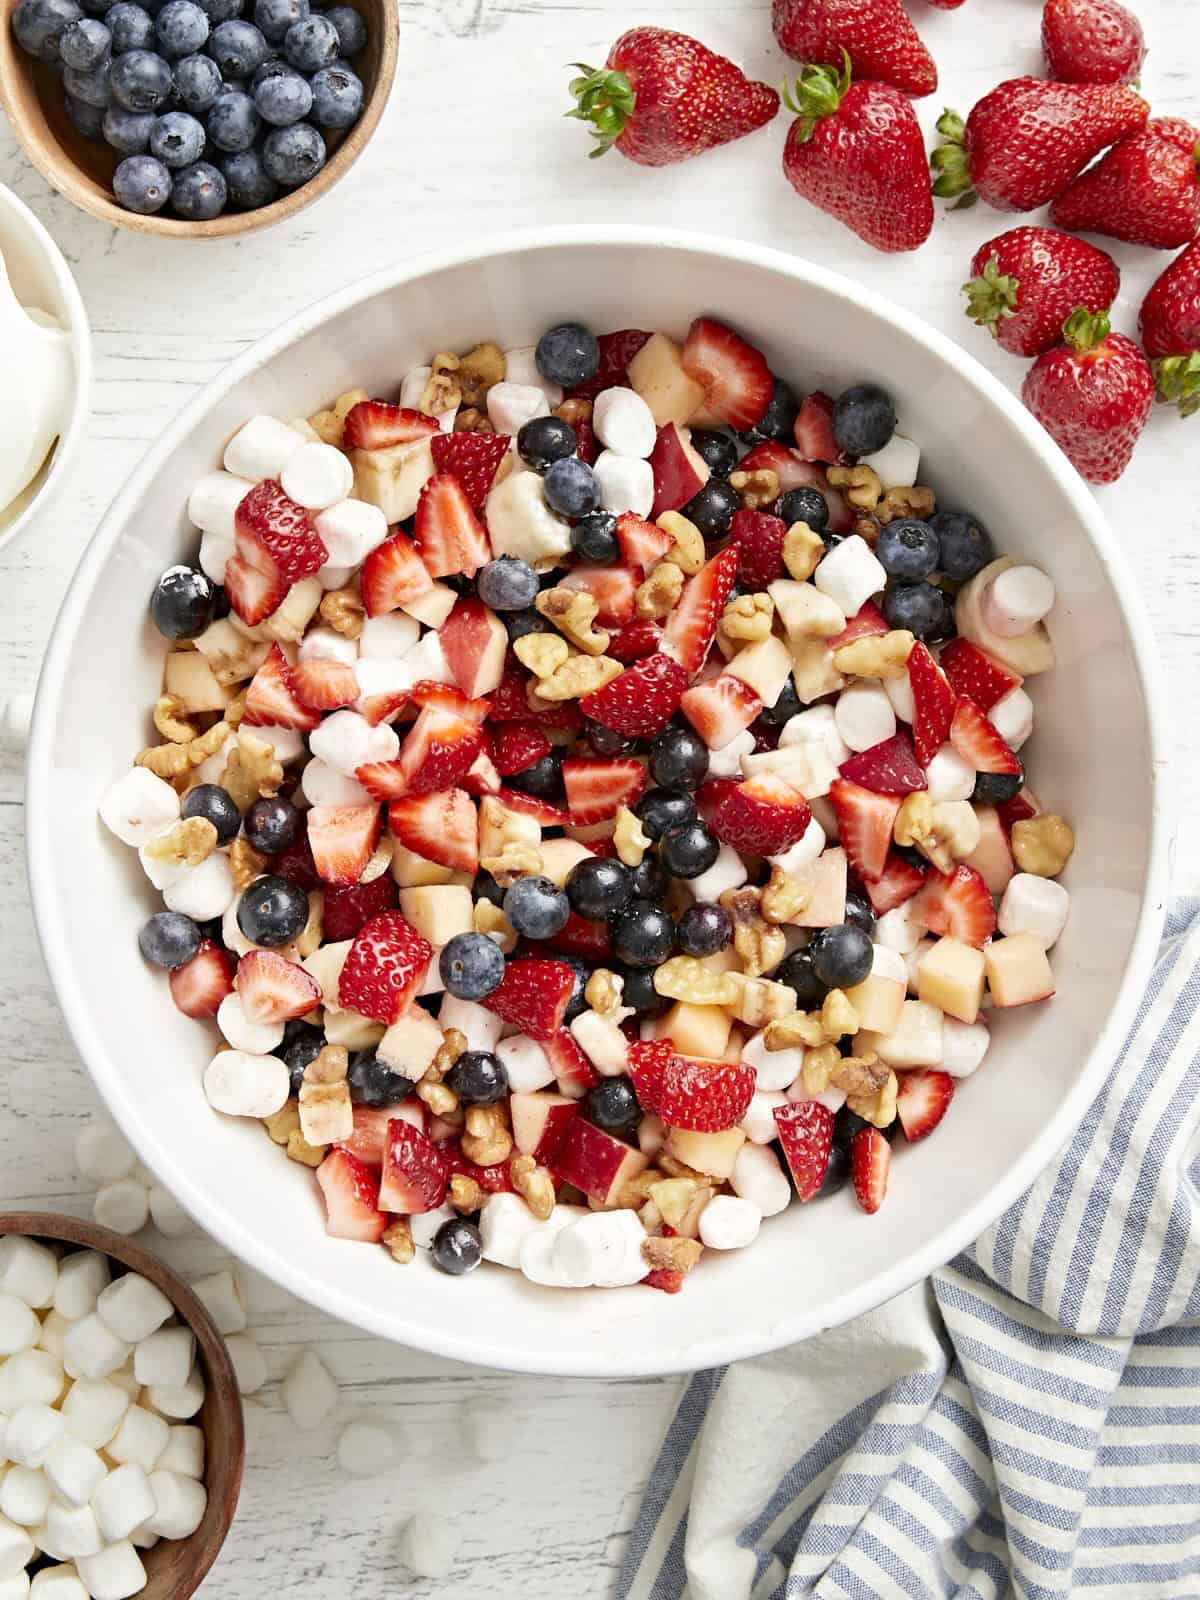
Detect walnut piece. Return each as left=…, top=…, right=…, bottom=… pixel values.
left=656, top=511, right=705, bottom=575
left=143, top=817, right=218, bottom=868
left=642, top=1235, right=703, bottom=1275
left=765, top=989, right=859, bottom=1050
left=229, top=835, right=268, bottom=891
left=725, top=972, right=797, bottom=1028
left=876, top=485, right=936, bottom=526
left=760, top=863, right=812, bottom=925
left=474, top=899, right=517, bottom=954
left=453, top=407, right=494, bottom=434
left=1011, top=814, right=1074, bottom=879
left=153, top=694, right=196, bottom=744
left=510, top=1155, right=555, bottom=1221
left=852, top=513, right=881, bottom=548
left=186, top=720, right=231, bottom=765
left=461, top=1104, right=513, bottom=1168
left=536, top=587, right=610, bottom=655
left=285, top=1129, right=327, bottom=1168
left=613, top=804, right=652, bottom=868
left=308, top=387, right=368, bottom=448
left=419, top=351, right=462, bottom=418
left=846, top=1064, right=898, bottom=1129
left=721, top=592, right=774, bottom=642
left=305, top=1043, right=348, bottom=1085
left=585, top=968, right=624, bottom=1016
left=262, top=1103, right=300, bottom=1145
left=801, top=1043, right=841, bottom=1095
left=478, top=796, right=543, bottom=885
left=783, top=522, right=825, bottom=581
left=382, top=1218, right=415, bottom=1265
left=827, top=463, right=882, bottom=513
left=654, top=956, right=739, bottom=1007
left=449, top=1172, right=485, bottom=1213
left=536, top=653, right=623, bottom=701
left=831, top=1053, right=889, bottom=1098
left=416, top=1077, right=458, bottom=1117
left=720, top=887, right=787, bottom=978
left=427, top=1028, right=466, bottom=1084
left=635, top=562, right=684, bottom=621
left=319, top=585, right=365, bottom=640
left=513, top=632, right=569, bottom=680
left=832, top=630, right=915, bottom=681
left=457, top=341, right=506, bottom=407
left=136, top=742, right=191, bottom=782
left=729, top=466, right=781, bottom=511
left=221, top=730, right=284, bottom=812
left=556, top=396, right=593, bottom=427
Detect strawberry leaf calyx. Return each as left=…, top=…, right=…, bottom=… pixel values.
left=931, top=108, right=976, bottom=208
left=963, top=254, right=1019, bottom=335
left=1061, top=307, right=1111, bottom=355
left=567, top=62, right=637, bottom=158
left=782, top=49, right=850, bottom=144
left=1154, top=352, right=1200, bottom=418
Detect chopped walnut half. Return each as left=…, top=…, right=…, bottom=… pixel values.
left=876, top=485, right=936, bottom=526
left=760, top=863, right=812, bottom=924
left=852, top=513, right=881, bottom=548
left=721, top=592, right=774, bottom=642
left=308, top=387, right=368, bottom=448
left=801, top=1043, right=841, bottom=1095
left=449, top=1172, right=485, bottom=1213
left=513, top=632, right=569, bottom=680
left=475, top=898, right=518, bottom=953
left=382, top=1218, right=415, bottom=1265
left=720, top=887, right=787, bottom=978
left=654, top=956, right=739, bottom=1008
left=453, top=407, right=494, bottom=434
left=187, top=719, right=231, bottom=766
left=845, top=1060, right=898, bottom=1129
left=221, top=730, right=284, bottom=812
left=416, top=1076, right=458, bottom=1117
left=827, top=463, right=882, bottom=513
left=832, top=630, right=914, bottom=681
left=613, top=804, right=652, bottom=868
left=635, top=562, right=684, bottom=621
left=262, top=1103, right=300, bottom=1145
left=510, top=1155, right=555, bottom=1221
left=536, top=587, right=610, bottom=654
left=285, top=1129, right=327, bottom=1168
left=894, top=792, right=977, bottom=874
left=729, top=466, right=781, bottom=510
left=153, top=694, right=196, bottom=744
left=306, top=1043, right=349, bottom=1085
left=420, top=351, right=462, bottom=418
left=457, top=341, right=505, bottom=407
left=642, top=1235, right=703, bottom=1275
left=585, top=968, right=625, bottom=1016
left=462, top=1104, right=512, bottom=1168
left=144, top=817, right=218, bottom=868
left=319, top=585, right=365, bottom=641
left=765, top=988, right=859, bottom=1050
left=229, top=835, right=268, bottom=891
left=831, top=1053, right=889, bottom=1098
left=1011, top=814, right=1075, bottom=879
left=478, top=796, right=542, bottom=885
left=556, top=396, right=593, bottom=428
left=537, top=654, right=623, bottom=702
left=656, top=511, right=705, bottom=575
left=783, top=522, right=825, bottom=581
left=136, top=742, right=192, bottom=782
left=725, top=972, right=797, bottom=1029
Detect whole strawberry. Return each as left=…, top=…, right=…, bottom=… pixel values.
left=567, top=28, right=779, bottom=166
left=771, top=0, right=937, bottom=98
left=1022, top=308, right=1155, bottom=483
left=1051, top=118, right=1200, bottom=250
left=931, top=78, right=1149, bottom=212
left=781, top=57, right=934, bottom=253
left=964, top=226, right=1120, bottom=357
left=1139, top=239, right=1200, bottom=417
left=1041, top=0, right=1146, bottom=85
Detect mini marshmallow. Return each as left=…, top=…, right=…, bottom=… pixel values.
left=225, top=1333, right=267, bottom=1395
left=860, top=433, right=919, bottom=490
left=96, top=1276, right=173, bottom=1347
left=93, top=1467, right=156, bottom=1545
left=75, top=1127, right=137, bottom=1188
left=925, top=743, right=976, bottom=802
left=0, top=1349, right=64, bottom=1410
left=299, top=624, right=359, bottom=667
left=106, top=1409, right=168, bottom=1474
left=487, top=381, right=549, bottom=436
left=885, top=671, right=915, bottom=724
left=592, top=388, right=656, bottom=458
left=280, top=1351, right=337, bottom=1433
left=0, top=1467, right=50, bottom=1528
left=37, top=1311, right=70, bottom=1363
left=495, top=1035, right=555, bottom=1093
left=699, top=1195, right=763, bottom=1250
left=705, top=727, right=756, bottom=774
left=552, top=1211, right=647, bottom=1289
left=105, top=1366, right=141, bottom=1403
left=247, top=724, right=306, bottom=765
left=0, top=1516, right=35, bottom=1576
left=143, top=1471, right=206, bottom=1541
left=479, top=1193, right=547, bottom=1269
left=983, top=564, right=1055, bottom=638
left=742, top=1030, right=802, bottom=1093
left=314, top=498, right=389, bottom=569
left=769, top=815, right=827, bottom=876
left=739, top=1090, right=788, bottom=1145
left=400, top=1508, right=461, bottom=1579
left=999, top=873, right=1070, bottom=948
left=222, top=899, right=257, bottom=958
left=402, top=628, right=453, bottom=685
left=98, top=768, right=180, bottom=848
left=147, top=1187, right=192, bottom=1240
left=187, top=470, right=251, bottom=537
left=687, top=842, right=748, bottom=905
left=779, top=703, right=852, bottom=769
left=437, top=996, right=504, bottom=1054
left=204, top=1050, right=290, bottom=1119
left=0, top=1293, right=40, bottom=1356
left=92, top=1183, right=149, bottom=1239
left=814, top=536, right=887, bottom=619
left=593, top=450, right=654, bottom=518
left=223, top=415, right=303, bottom=481
left=516, top=1206, right=590, bottom=1287
left=63, top=1316, right=132, bottom=1384
left=136, top=830, right=191, bottom=893
left=133, top=1328, right=195, bottom=1391
left=76, top=1542, right=147, bottom=1600
left=359, top=612, right=419, bottom=659
left=352, top=658, right=417, bottom=722
left=504, top=346, right=564, bottom=406
left=6, top=1407, right=65, bottom=1469
left=787, top=1073, right=847, bottom=1114
left=876, top=899, right=927, bottom=954
left=144, top=1363, right=204, bottom=1422
left=989, top=686, right=1034, bottom=751
left=217, top=992, right=284, bottom=1055
left=834, top=681, right=896, bottom=754
left=731, top=1143, right=791, bottom=1217
left=43, top=1437, right=105, bottom=1510
left=42, top=1503, right=101, bottom=1561
left=157, top=1426, right=205, bottom=1480
left=0, top=1238, right=58, bottom=1309
left=309, top=708, right=400, bottom=777
left=281, top=441, right=354, bottom=511
left=570, top=1011, right=630, bottom=1078
left=943, top=1016, right=990, bottom=1078
left=162, top=851, right=236, bottom=921
left=319, top=562, right=355, bottom=590
left=198, top=526, right=234, bottom=585
left=62, top=1381, right=131, bottom=1451
left=29, top=1569, right=86, bottom=1600
left=408, top=1205, right=456, bottom=1251
left=337, top=1422, right=397, bottom=1477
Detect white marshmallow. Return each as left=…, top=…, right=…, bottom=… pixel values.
left=593, top=450, right=654, bottom=519
left=93, top=1464, right=154, bottom=1544
left=0, top=1238, right=57, bottom=1310
left=0, top=1349, right=63, bottom=1410
left=318, top=562, right=356, bottom=591
left=30, top=1569, right=86, bottom=1600
left=487, top=381, right=549, bottom=436
left=96, top=1277, right=173, bottom=1347
left=942, top=1016, right=991, bottom=1078
left=6, top=1407, right=65, bottom=1469
left=91, top=1183, right=149, bottom=1240
left=199, top=525, right=235, bottom=585
left=769, top=815, right=827, bottom=875
left=337, top=1422, right=397, bottom=1477
left=402, top=628, right=453, bottom=686
left=860, top=433, right=919, bottom=490
left=0, top=1517, right=35, bottom=1576
left=54, top=1251, right=113, bottom=1322
left=742, top=1030, right=803, bottom=1093
left=885, top=671, right=915, bottom=724
left=147, top=1187, right=192, bottom=1240
left=503, top=346, right=564, bottom=407
left=75, top=1126, right=137, bottom=1188
left=104, top=1368, right=141, bottom=1403
left=834, top=681, right=896, bottom=754
left=221, top=898, right=258, bottom=958
left=135, top=829, right=190, bottom=892
left=280, top=1351, right=337, bottom=1433
left=143, top=1470, right=206, bottom=1542
left=314, top=498, right=389, bottom=569
left=98, top=768, right=179, bottom=848
left=217, top=992, right=284, bottom=1055
left=399, top=1508, right=461, bottom=1580
left=0, top=1293, right=40, bottom=1357
left=516, top=1206, right=591, bottom=1286
left=281, top=442, right=354, bottom=512
left=63, top=1316, right=134, bottom=1385
left=983, top=565, right=1055, bottom=638
left=552, top=1211, right=647, bottom=1289
left=42, top=1503, right=102, bottom=1561
left=876, top=899, right=927, bottom=954
left=190, top=1270, right=246, bottom=1335
left=592, top=388, right=656, bottom=458
left=705, top=727, right=756, bottom=776
left=187, top=470, right=251, bottom=537
left=351, top=656, right=417, bottom=719
left=478, top=1193, right=546, bottom=1269
left=157, top=1426, right=205, bottom=1480
left=223, top=415, right=303, bottom=481
left=495, top=1035, right=555, bottom=1093
left=76, top=1542, right=147, bottom=1600
left=246, top=723, right=306, bottom=765
left=61, top=1381, right=130, bottom=1451
left=43, top=1437, right=105, bottom=1510
left=687, top=842, right=748, bottom=905
left=779, top=703, right=852, bottom=769
left=162, top=851, right=236, bottom=921
left=999, top=873, right=1070, bottom=948
left=106, top=1408, right=168, bottom=1475
left=699, top=1195, right=763, bottom=1250
left=437, top=996, right=504, bottom=1054
left=309, top=708, right=399, bottom=777
left=408, top=1205, right=456, bottom=1251
left=143, top=1361, right=204, bottom=1422
left=569, top=1010, right=630, bottom=1078
left=925, top=743, right=976, bottom=802
left=301, top=758, right=373, bottom=809
left=299, top=624, right=359, bottom=666
left=0, top=1467, right=50, bottom=1528
left=133, top=1328, right=195, bottom=1391
left=814, top=536, right=886, bottom=619
left=37, top=1311, right=70, bottom=1364
left=731, top=1143, right=791, bottom=1217
left=989, top=686, right=1034, bottom=751
left=203, top=1050, right=289, bottom=1119
left=359, top=612, right=419, bottom=659
left=225, top=1333, right=267, bottom=1396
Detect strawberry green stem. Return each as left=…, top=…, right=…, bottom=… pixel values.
left=566, top=62, right=636, bottom=159
left=1062, top=307, right=1111, bottom=354
left=931, top=107, right=976, bottom=209
left=963, top=254, right=1019, bottom=335
left=1154, top=352, right=1200, bottom=419
left=782, top=49, right=851, bottom=144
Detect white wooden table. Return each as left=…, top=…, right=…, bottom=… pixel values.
left=1, top=0, right=1197, bottom=1593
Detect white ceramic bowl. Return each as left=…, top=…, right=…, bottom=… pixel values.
left=27, top=228, right=1170, bottom=1376
left=0, top=183, right=90, bottom=554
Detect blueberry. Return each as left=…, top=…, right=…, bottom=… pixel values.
left=105, top=1, right=152, bottom=51
left=343, top=1050, right=408, bottom=1107
left=757, top=678, right=801, bottom=728
left=280, top=1022, right=323, bottom=1094
left=882, top=581, right=951, bottom=641
left=244, top=795, right=299, bottom=853
left=112, top=150, right=171, bottom=210
left=12, top=0, right=83, bottom=62
left=501, top=606, right=547, bottom=643
left=676, top=902, right=731, bottom=957
left=252, top=65, right=310, bottom=123
left=150, top=563, right=214, bottom=635
left=777, top=947, right=827, bottom=1008
left=60, top=16, right=111, bottom=67
left=250, top=56, right=289, bottom=87
left=252, top=0, right=305, bottom=42
left=832, top=384, right=896, bottom=457
left=205, top=86, right=258, bottom=148
left=517, top=415, right=576, bottom=473
left=560, top=954, right=592, bottom=1024
left=808, top=923, right=874, bottom=988
left=237, top=874, right=309, bottom=946
left=543, top=456, right=598, bottom=519
left=322, top=2, right=363, bottom=53
left=283, top=10, right=335, bottom=68
left=835, top=1105, right=896, bottom=1146
left=181, top=782, right=240, bottom=844
left=660, top=821, right=718, bottom=881
left=150, top=107, right=205, bottom=164
left=439, top=932, right=505, bottom=1001
left=535, top=322, right=599, bottom=389
left=505, top=750, right=563, bottom=803
left=65, top=93, right=107, bottom=137
left=566, top=856, right=631, bottom=920
left=683, top=478, right=740, bottom=541
left=817, top=1140, right=849, bottom=1197
left=842, top=886, right=877, bottom=940
left=688, top=428, right=738, bottom=479
left=207, top=17, right=267, bottom=75
left=431, top=1218, right=482, bottom=1275
left=260, top=120, right=324, bottom=184
left=503, top=874, right=569, bottom=941
left=475, top=557, right=538, bottom=613
left=929, top=510, right=993, bottom=582
left=877, top=518, right=939, bottom=582
left=138, top=910, right=201, bottom=969
left=635, top=786, right=694, bottom=841
left=220, top=146, right=278, bottom=207
left=737, top=377, right=797, bottom=446
left=472, top=869, right=505, bottom=909
left=973, top=768, right=1024, bottom=805
left=583, top=717, right=632, bottom=757
left=620, top=964, right=668, bottom=1017
left=446, top=1050, right=508, bottom=1107
left=308, top=60, right=361, bottom=128
left=584, top=1077, right=639, bottom=1133
left=171, top=49, right=220, bottom=108
left=63, top=58, right=112, bottom=104
left=611, top=901, right=674, bottom=968
left=195, top=0, right=240, bottom=19
left=155, top=0, right=205, bottom=53
left=776, top=485, right=829, bottom=532
left=569, top=510, right=619, bottom=564
left=111, top=47, right=171, bottom=109
left=629, top=855, right=668, bottom=902
left=103, top=102, right=154, bottom=147
left=649, top=725, right=708, bottom=790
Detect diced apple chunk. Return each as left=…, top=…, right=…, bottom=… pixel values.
left=510, top=1092, right=578, bottom=1163
left=769, top=580, right=846, bottom=643
left=855, top=999, right=944, bottom=1068
left=377, top=1008, right=444, bottom=1081
left=553, top=1118, right=648, bottom=1207
left=390, top=843, right=461, bottom=889
left=964, top=804, right=1015, bottom=898
left=301, top=939, right=353, bottom=1014
left=985, top=934, right=1056, bottom=1007
left=844, top=972, right=904, bottom=1034
left=664, top=1126, right=746, bottom=1181
left=787, top=846, right=847, bottom=929
left=661, top=1000, right=732, bottom=1060
left=401, top=582, right=458, bottom=629
left=741, top=742, right=838, bottom=800
left=628, top=333, right=707, bottom=428
left=323, top=1007, right=386, bottom=1050
left=397, top=885, right=473, bottom=946
left=164, top=650, right=231, bottom=714
left=725, top=634, right=793, bottom=707
left=650, top=422, right=710, bottom=517
left=917, top=937, right=986, bottom=1024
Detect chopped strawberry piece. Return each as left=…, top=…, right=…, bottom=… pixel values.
left=545, top=910, right=612, bottom=961
left=491, top=722, right=552, bottom=776
left=616, top=513, right=675, bottom=571
left=710, top=773, right=812, bottom=855
left=378, top=1121, right=448, bottom=1214
left=897, top=1069, right=955, bottom=1143
left=643, top=1267, right=686, bottom=1294
left=793, top=392, right=842, bottom=464
left=168, top=939, right=234, bottom=1018
left=322, top=874, right=399, bottom=942
left=362, top=707, right=483, bottom=798
left=917, top=865, right=996, bottom=948
left=865, top=851, right=927, bottom=914
left=774, top=1100, right=835, bottom=1201
left=908, top=642, right=956, bottom=767
left=851, top=1126, right=891, bottom=1214
left=338, top=911, right=432, bottom=1025
left=609, top=618, right=664, bottom=663
left=627, top=1038, right=673, bottom=1117
left=336, top=1103, right=417, bottom=1169
left=681, top=317, right=773, bottom=431
left=739, top=444, right=852, bottom=533
left=496, top=787, right=569, bottom=826
left=828, top=601, right=889, bottom=650
left=407, top=680, right=490, bottom=724
left=997, top=788, right=1041, bottom=832
left=272, top=831, right=321, bottom=891
left=359, top=690, right=410, bottom=728
left=656, top=1056, right=755, bottom=1132
left=839, top=731, right=928, bottom=795
left=561, top=563, right=639, bottom=627
left=461, top=742, right=502, bottom=797
left=387, top=788, right=479, bottom=874
left=662, top=546, right=740, bottom=675
left=488, top=665, right=534, bottom=721
left=440, top=1141, right=515, bottom=1194
left=680, top=674, right=762, bottom=750
left=695, top=777, right=739, bottom=825
left=293, top=658, right=359, bottom=712
left=579, top=652, right=689, bottom=739
left=730, top=509, right=788, bottom=588
left=565, top=328, right=652, bottom=402
left=235, top=950, right=321, bottom=1025
left=561, top=756, right=646, bottom=825
left=361, top=530, right=434, bottom=617
left=542, top=1027, right=599, bottom=1092
left=950, top=699, right=1022, bottom=775
left=829, top=779, right=902, bottom=883
left=316, top=1149, right=388, bottom=1242
left=413, top=473, right=491, bottom=580
left=223, top=559, right=285, bottom=628
left=482, top=958, right=575, bottom=1041
left=307, top=803, right=382, bottom=886
left=939, top=637, right=1022, bottom=711
left=342, top=400, right=438, bottom=451
left=242, top=644, right=321, bottom=731
left=430, top=430, right=511, bottom=512
left=231, top=480, right=327, bottom=623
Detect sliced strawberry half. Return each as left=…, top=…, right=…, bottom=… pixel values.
left=839, top=731, right=927, bottom=795
left=361, top=530, right=434, bottom=617
left=293, top=658, right=359, bottom=712
left=359, top=690, right=410, bottom=729
left=828, top=601, right=889, bottom=651
left=430, top=430, right=511, bottom=512
left=949, top=699, right=1021, bottom=776
left=939, top=637, right=1022, bottom=712
left=413, top=473, right=491, bottom=580
left=561, top=564, right=639, bottom=628
left=710, top=773, right=812, bottom=856
left=462, top=744, right=502, bottom=798
left=481, top=958, right=575, bottom=1042
left=377, top=1121, right=448, bottom=1214
left=243, top=644, right=321, bottom=731
left=168, top=939, right=234, bottom=1019
left=681, top=317, right=773, bottom=432
left=235, top=950, right=321, bottom=1025
left=662, top=546, right=740, bottom=675
left=322, top=874, right=399, bottom=943
left=656, top=1056, right=754, bottom=1133
left=829, top=779, right=902, bottom=883
left=561, top=756, right=646, bottom=825
left=336, top=1103, right=418, bottom=1169
left=897, top=1069, right=955, bottom=1143
left=360, top=707, right=483, bottom=799
left=773, top=1101, right=835, bottom=1201
left=387, top=788, right=479, bottom=874
left=223, top=559, right=285, bottom=628
left=917, top=865, right=996, bottom=948
left=627, top=1038, right=673, bottom=1117
left=908, top=642, right=956, bottom=767
left=342, top=400, right=438, bottom=452
left=316, top=1149, right=388, bottom=1242
left=565, top=328, right=651, bottom=402
left=338, top=910, right=432, bottom=1025
left=543, top=1027, right=599, bottom=1093
left=609, top=619, right=664, bottom=664
left=616, top=513, right=674, bottom=571
left=851, top=1126, right=891, bottom=1215
left=578, top=652, right=688, bottom=739
left=865, top=851, right=927, bottom=914
left=407, top=680, right=491, bottom=724
left=230, top=480, right=327, bottom=623
left=491, top=722, right=552, bottom=777
left=730, top=509, right=788, bottom=589
left=680, top=674, right=763, bottom=750
left=793, top=392, right=842, bottom=464
left=488, top=665, right=534, bottom=721
left=497, top=787, right=569, bottom=826
left=307, top=803, right=382, bottom=886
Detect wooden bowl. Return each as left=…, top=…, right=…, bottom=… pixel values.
left=0, top=0, right=397, bottom=238
left=0, top=1212, right=244, bottom=1597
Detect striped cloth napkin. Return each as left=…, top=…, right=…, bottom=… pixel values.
left=620, top=899, right=1200, bottom=1600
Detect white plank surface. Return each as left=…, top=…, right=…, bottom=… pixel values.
left=1, top=0, right=1197, bottom=1593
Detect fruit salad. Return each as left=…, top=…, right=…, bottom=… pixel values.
left=98, top=317, right=1074, bottom=1295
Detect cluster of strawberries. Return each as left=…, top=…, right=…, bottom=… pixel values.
left=568, top=0, right=1200, bottom=484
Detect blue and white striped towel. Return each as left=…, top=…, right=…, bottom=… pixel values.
left=621, top=899, right=1200, bottom=1600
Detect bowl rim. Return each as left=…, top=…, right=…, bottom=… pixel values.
left=25, top=226, right=1173, bottom=1376
left=0, top=181, right=92, bottom=555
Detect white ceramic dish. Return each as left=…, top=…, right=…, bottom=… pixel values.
left=0, top=183, right=91, bottom=555
left=27, top=228, right=1170, bottom=1376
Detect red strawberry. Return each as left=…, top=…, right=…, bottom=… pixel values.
left=361, top=707, right=483, bottom=798
left=338, top=911, right=432, bottom=1025
left=462, top=741, right=501, bottom=799
left=949, top=699, right=1021, bottom=775
left=482, top=958, right=576, bottom=1041
left=627, top=1038, right=673, bottom=1116
left=656, top=1056, right=755, bottom=1133
left=336, top=1103, right=417, bottom=1169
left=307, top=803, right=382, bottom=886
left=850, top=1125, right=890, bottom=1214
left=839, top=731, right=927, bottom=795
left=997, top=788, right=1041, bottom=831
left=783, top=60, right=934, bottom=253
left=662, top=546, right=740, bottom=675
left=681, top=318, right=773, bottom=432
left=896, top=1069, right=955, bottom=1142
left=710, top=773, right=813, bottom=856
left=696, top=776, right=740, bottom=827
left=1052, top=119, right=1200, bottom=250
left=561, top=564, right=639, bottom=627
left=940, top=637, right=1022, bottom=711
left=964, top=226, right=1121, bottom=358
left=1139, top=239, right=1200, bottom=418
left=574, top=417, right=599, bottom=465
left=342, top=401, right=438, bottom=451
left=242, top=644, right=321, bottom=731
left=386, top=788, right=479, bottom=874
left=378, top=1122, right=448, bottom=1214
left=316, top=1149, right=388, bottom=1242
left=792, top=392, right=842, bottom=464
left=865, top=850, right=927, bottom=914
left=730, top=509, right=788, bottom=589
left=168, top=939, right=234, bottom=1018
left=545, top=910, right=613, bottom=962
left=908, top=642, right=956, bottom=767
left=407, top=680, right=491, bottom=725
left=490, top=722, right=551, bottom=776
left=828, top=600, right=889, bottom=650
left=917, top=865, right=997, bottom=947
left=1041, top=0, right=1145, bottom=86
left=413, top=474, right=491, bottom=581
left=497, top=787, right=569, bottom=827
left=235, top=950, right=321, bottom=1025
left=359, top=691, right=410, bottom=729
left=361, top=530, right=434, bottom=617
left=773, top=1101, right=835, bottom=1202
left=772, top=0, right=937, bottom=97
left=229, top=480, right=327, bottom=624
left=567, top=27, right=779, bottom=167
left=643, top=1268, right=686, bottom=1295
left=828, top=779, right=902, bottom=883
left=931, top=80, right=1149, bottom=213
left=292, top=658, right=359, bottom=712
left=561, top=756, right=646, bottom=825
left=566, top=330, right=652, bottom=402
left=609, top=618, right=664, bottom=663
left=680, top=675, right=763, bottom=750
left=222, top=560, right=285, bottom=629
left=429, top=430, right=511, bottom=512
left=322, top=874, right=399, bottom=942
left=615, top=513, right=675, bottom=571
left=1022, top=308, right=1154, bottom=484
left=578, top=653, right=688, bottom=739
left=543, top=1027, right=600, bottom=1093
